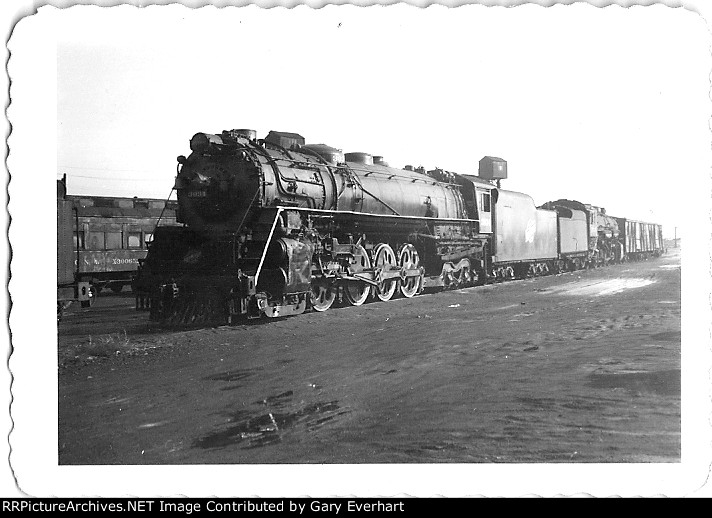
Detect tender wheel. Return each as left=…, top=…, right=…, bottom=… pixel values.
left=373, top=243, right=397, bottom=302
left=310, top=276, right=336, bottom=312
left=110, top=283, right=124, bottom=294
left=344, top=244, right=371, bottom=306
left=398, top=244, right=421, bottom=298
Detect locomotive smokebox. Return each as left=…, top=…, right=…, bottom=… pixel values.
left=478, top=156, right=508, bottom=181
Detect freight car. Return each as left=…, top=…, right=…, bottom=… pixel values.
left=615, top=217, right=665, bottom=260
left=57, top=179, right=179, bottom=316
left=135, top=128, right=639, bottom=327
left=540, top=199, right=664, bottom=265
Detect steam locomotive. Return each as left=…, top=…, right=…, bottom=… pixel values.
left=132, top=129, right=664, bottom=326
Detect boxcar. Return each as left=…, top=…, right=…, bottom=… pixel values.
left=615, top=218, right=664, bottom=260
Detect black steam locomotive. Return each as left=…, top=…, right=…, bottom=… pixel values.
left=133, top=129, right=664, bottom=326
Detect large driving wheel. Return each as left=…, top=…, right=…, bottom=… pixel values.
left=310, top=276, right=337, bottom=312
left=373, top=243, right=398, bottom=302
left=398, top=244, right=421, bottom=298
left=344, top=244, right=371, bottom=306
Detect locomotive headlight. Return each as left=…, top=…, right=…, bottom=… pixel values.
left=190, top=133, right=209, bottom=153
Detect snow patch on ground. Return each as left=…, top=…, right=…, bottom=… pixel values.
left=545, top=278, right=656, bottom=297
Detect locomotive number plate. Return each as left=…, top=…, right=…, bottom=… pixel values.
left=188, top=190, right=207, bottom=198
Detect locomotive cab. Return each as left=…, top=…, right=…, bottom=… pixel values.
left=453, top=173, right=496, bottom=234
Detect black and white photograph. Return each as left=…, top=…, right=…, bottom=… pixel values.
left=3, top=0, right=711, bottom=498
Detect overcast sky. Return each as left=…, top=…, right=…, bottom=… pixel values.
left=53, top=4, right=709, bottom=238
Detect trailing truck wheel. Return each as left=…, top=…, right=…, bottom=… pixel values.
left=344, top=244, right=371, bottom=306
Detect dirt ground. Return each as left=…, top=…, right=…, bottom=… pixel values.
left=57, top=249, right=681, bottom=465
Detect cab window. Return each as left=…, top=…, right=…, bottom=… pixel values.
left=480, top=192, right=491, bottom=212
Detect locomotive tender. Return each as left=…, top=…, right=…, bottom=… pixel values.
left=133, top=128, right=664, bottom=326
